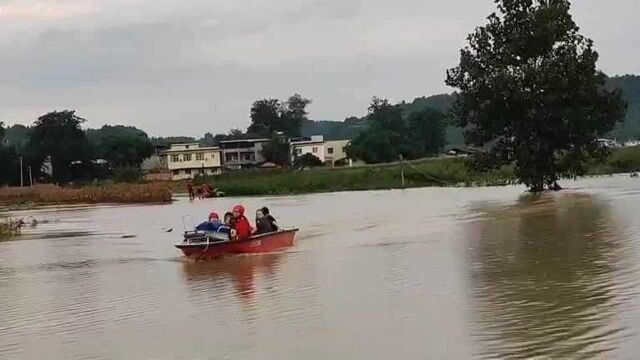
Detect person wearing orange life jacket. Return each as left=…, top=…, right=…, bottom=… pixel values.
left=230, top=205, right=253, bottom=240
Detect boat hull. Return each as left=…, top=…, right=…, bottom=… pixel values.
left=176, top=229, right=298, bottom=259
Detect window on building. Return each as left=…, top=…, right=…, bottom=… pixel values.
left=196, top=153, right=205, bottom=161
left=185, top=169, right=192, bottom=175
left=172, top=170, right=179, bottom=175
left=241, top=152, right=255, bottom=161
left=328, top=147, right=334, bottom=154
left=312, top=147, right=318, bottom=153
left=183, top=154, right=192, bottom=161
left=185, top=145, right=190, bottom=149
left=171, top=155, right=179, bottom=163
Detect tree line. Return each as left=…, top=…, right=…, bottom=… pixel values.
left=0, top=111, right=155, bottom=185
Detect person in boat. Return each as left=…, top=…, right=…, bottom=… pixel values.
left=255, top=208, right=275, bottom=235
left=261, top=207, right=279, bottom=232
left=223, top=212, right=233, bottom=226
left=195, top=211, right=231, bottom=234
left=230, top=205, right=253, bottom=240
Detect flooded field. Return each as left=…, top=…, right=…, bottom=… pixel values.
left=1, top=176, right=640, bottom=359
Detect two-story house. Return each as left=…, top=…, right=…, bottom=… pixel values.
left=220, top=138, right=270, bottom=170
left=290, top=136, right=351, bottom=166
left=290, top=135, right=326, bottom=163
left=160, top=143, right=222, bottom=180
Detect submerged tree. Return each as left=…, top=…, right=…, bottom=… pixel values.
left=446, top=0, right=627, bottom=191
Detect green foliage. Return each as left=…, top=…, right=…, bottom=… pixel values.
left=248, top=94, right=311, bottom=138
left=3, top=124, right=30, bottom=152
left=0, top=122, right=21, bottom=186
left=86, top=125, right=154, bottom=168
left=261, top=136, right=290, bottom=166
left=112, top=167, right=143, bottom=183
left=185, top=157, right=516, bottom=196
left=199, top=129, right=245, bottom=147
left=26, top=110, right=92, bottom=183
left=446, top=0, right=627, bottom=191
left=150, top=136, right=196, bottom=148
left=405, top=108, right=447, bottom=158
left=606, top=146, right=640, bottom=171
left=301, top=118, right=365, bottom=140
left=294, top=153, right=324, bottom=169
left=347, top=97, right=447, bottom=164
left=608, top=75, right=640, bottom=141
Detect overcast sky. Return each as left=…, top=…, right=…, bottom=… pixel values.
left=0, top=0, right=637, bottom=136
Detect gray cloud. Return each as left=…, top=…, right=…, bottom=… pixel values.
left=0, top=0, right=637, bottom=136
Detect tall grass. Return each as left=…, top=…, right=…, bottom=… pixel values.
left=0, top=183, right=173, bottom=205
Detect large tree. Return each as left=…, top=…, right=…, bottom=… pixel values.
left=248, top=94, right=311, bottom=138
left=446, top=0, right=627, bottom=191
left=0, top=122, right=20, bottom=186
left=86, top=125, right=154, bottom=168
left=26, top=110, right=92, bottom=183
left=347, top=97, right=446, bottom=163
left=405, top=108, right=447, bottom=158
left=346, top=98, right=405, bottom=163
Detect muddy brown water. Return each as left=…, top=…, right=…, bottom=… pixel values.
left=1, top=176, right=640, bottom=359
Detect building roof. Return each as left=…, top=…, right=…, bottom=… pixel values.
left=160, top=146, right=220, bottom=154
left=290, top=140, right=325, bottom=146
left=219, top=138, right=270, bottom=144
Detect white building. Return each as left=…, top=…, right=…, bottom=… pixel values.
left=220, top=138, right=270, bottom=170
left=290, top=136, right=351, bottom=166
left=290, top=135, right=326, bottom=163
left=597, top=138, right=621, bottom=148
left=324, top=140, right=350, bottom=166
left=160, top=143, right=222, bottom=180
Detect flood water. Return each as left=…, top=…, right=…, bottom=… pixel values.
left=1, top=176, right=640, bottom=359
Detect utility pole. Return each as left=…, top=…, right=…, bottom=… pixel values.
left=399, top=155, right=405, bottom=189
left=19, top=156, right=23, bottom=187
left=28, top=166, right=33, bottom=187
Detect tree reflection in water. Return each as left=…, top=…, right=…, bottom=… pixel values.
left=466, top=193, right=632, bottom=359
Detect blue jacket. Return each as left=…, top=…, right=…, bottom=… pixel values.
left=195, top=221, right=231, bottom=234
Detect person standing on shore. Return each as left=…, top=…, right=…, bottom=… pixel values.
left=187, top=182, right=195, bottom=200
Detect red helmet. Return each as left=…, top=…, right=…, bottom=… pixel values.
left=209, top=212, right=219, bottom=220
left=232, top=205, right=245, bottom=215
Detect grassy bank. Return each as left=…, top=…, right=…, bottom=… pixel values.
left=0, top=183, right=173, bottom=206
left=174, top=157, right=517, bottom=196
left=173, top=146, right=640, bottom=197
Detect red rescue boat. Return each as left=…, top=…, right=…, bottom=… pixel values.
left=176, top=229, right=299, bottom=259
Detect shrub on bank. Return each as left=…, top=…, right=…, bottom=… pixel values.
left=0, top=218, right=21, bottom=238
left=606, top=146, right=640, bottom=172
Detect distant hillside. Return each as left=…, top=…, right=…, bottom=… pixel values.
left=303, top=93, right=464, bottom=146
left=303, top=75, right=640, bottom=146
left=301, top=118, right=366, bottom=140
